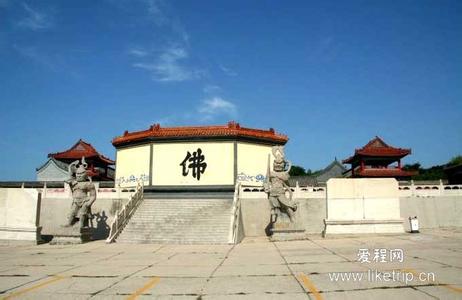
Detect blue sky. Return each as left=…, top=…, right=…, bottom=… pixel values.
left=0, top=0, right=461, bottom=180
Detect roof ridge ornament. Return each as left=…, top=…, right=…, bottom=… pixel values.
left=227, top=121, right=240, bottom=129
left=150, top=123, right=161, bottom=131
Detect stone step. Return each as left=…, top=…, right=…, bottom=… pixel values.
left=122, top=227, right=230, bottom=231
left=125, top=224, right=230, bottom=228
left=116, top=197, right=234, bottom=244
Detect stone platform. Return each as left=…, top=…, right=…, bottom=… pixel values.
left=270, top=219, right=306, bottom=241
left=50, top=226, right=91, bottom=245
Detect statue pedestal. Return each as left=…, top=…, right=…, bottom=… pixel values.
left=50, top=226, right=91, bottom=245
left=270, top=216, right=306, bottom=241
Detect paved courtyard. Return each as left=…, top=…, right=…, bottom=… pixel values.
left=1, top=228, right=461, bottom=299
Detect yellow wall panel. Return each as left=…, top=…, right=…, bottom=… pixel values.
left=237, top=142, right=273, bottom=185
left=152, top=142, right=234, bottom=186
left=115, top=145, right=151, bottom=187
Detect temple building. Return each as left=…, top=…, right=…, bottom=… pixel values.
left=112, top=121, right=288, bottom=188
left=36, top=139, right=115, bottom=181
left=288, top=159, right=347, bottom=186
left=342, top=136, right=416, bottom=180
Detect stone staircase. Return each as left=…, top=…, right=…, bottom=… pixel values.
left=116, top=194, right=233, bottom=244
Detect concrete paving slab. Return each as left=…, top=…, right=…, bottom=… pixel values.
left=322, top=287, right=434, bottom=299
left=285, top=254, right=349, bottom=264
left=98, top=243, right=164, bottom=253
left=0, top=265, right=74, bottom=276
left=157, top=244, right=233, bottom=254
left=288, top=261, right=369, bottom=275
left=202, top=292, right=309, bottom=299
left=60, top=264, right=147, bottom=277
left=361, top=257, right=447, bottom=273
left=93, top=258, right=155, bottom=266
left=13, top=276, right=121, bottom=295
left=0, top=275, right=44, bottom=294
left=136, top=265, right=217, bottom=277
left=213, top=264, right=291, bottom=277
left=416, top=284, right=462, bottom=299
left=157, top=253, right=224, bottom=266
left=279, top=248, right=333, bottom=256
left=101, top=276, right=207, bottom=296
left=274, top=240, right=322, bottom=250
left=296, top=272, right=421, bottom=293
left=222, top=253, right=285, bottom=266
left=11, top=292, right=91, bottom=299
left=202, top=275, right=304, bottom=295
left=430, top=266, right=462, bottom=285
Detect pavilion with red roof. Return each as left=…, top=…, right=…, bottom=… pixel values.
left=37, top=139, right=115, bottom=181
left=342, top=136, right=417, bottom=179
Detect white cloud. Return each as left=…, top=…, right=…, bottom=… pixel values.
left=144, top=0, right=169, bottom=26
left=143, top=0, right=188, bottom=43
left=203, top=85, right=222, bottom=94
left=219, top=64, right=238, bottom=76
left=128, top=48, right=149, bottom=57
left=133, top=46, right=203, bottom=82
left=198, top=97, right=237, bottom=120
left=17, top=3, right=53, bottom=31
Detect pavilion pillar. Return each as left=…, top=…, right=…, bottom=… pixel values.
left=398, top=159, right=401, bottom=169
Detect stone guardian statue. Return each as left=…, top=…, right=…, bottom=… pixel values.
left=64, top=157, right=96, bottom=228
left=264, top=146, right=297, bottom=223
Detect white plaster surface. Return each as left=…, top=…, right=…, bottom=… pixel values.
left=0, top=188, right=40, bottom=242
left=325, top=179, right=404, bottom=235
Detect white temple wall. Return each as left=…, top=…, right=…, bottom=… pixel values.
left=0, top=188, right=41, bottom=243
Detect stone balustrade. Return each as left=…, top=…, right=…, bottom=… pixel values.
left=239, top=181, right=462, bottom=199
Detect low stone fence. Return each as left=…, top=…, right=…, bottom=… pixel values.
left=239, top=183, right=462, bottom=236
left=399, top=184, right=462, bottom=197
left=0, top=184, right=133, bottom=243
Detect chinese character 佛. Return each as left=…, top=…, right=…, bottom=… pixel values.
left=180, top=148, right=207, bottom=180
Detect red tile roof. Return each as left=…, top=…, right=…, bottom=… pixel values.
left=49, top=139, right=115, bottom=165
left=112, top=121, right=288, bottom=146
left=343, top=136, right=411, bottom=164
left=355, top=168, right=417, bottom=177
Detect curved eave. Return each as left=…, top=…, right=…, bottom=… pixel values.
left=343, top=152, right=410, bottom=164
left=356, top=169, right=418, bottom=177
left=50, top=153, right=115, bottom=165
left=112, top=134, right=288, bottom=148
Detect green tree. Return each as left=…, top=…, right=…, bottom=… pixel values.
left=403, top=163, right=421, bottom=171
left=289, top=165, right=306, bottom=176
left=404, top=162, right=446, bottom=180
left=448, top=155, right=462, bottom=166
